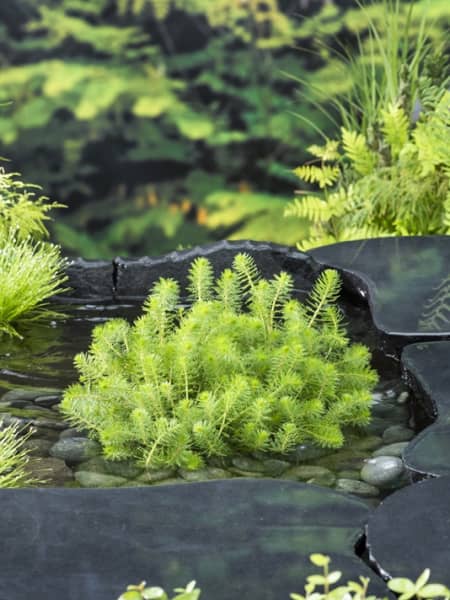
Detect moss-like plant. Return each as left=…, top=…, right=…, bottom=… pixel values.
left=0, top=422, right=36, bottom=488
left=0, top=165, right=68, bottom=338
left=0, top=167, right=64, bottom=241
left=0, top=233, right=68, bottom=338
left=62, top=254, right=377, bottom=470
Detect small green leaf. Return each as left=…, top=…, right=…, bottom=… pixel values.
left=327, top=571, right=342, bottom=585
left=307, top=575, right=327, bottom=585
left=388, top=578, right=417, bottom=595
left=419, top=584, right=450, bottom=598
left=310, top=554, right=330, bottom=567
left=290, top=594, right=305, bottom=600
left=118, top=592, right=143, bottom=600
left=142, top=587, right=168, bottom=599
left=416, top=570, right=431, bottom=589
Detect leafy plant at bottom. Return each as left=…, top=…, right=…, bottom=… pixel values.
left=117, top=554, right=450, bottom=600
left=62, top=254, right=377, bottom=470
left=0, top=233, right=68, bottom=338
left=0, top=421, right=36, bottom=488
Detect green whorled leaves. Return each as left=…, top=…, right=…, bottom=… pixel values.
left=0, top=233, right=68, bottom=338
left=62, top=254, right=378, bottom=469
left=0, top=422, right=37, bottom=488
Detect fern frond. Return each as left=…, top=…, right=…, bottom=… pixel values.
left=284, top=195, right=333, bottom=222
left=381, top=102, right=409, bottom=159
left=341, top=128, right=377, bottom=175
left=293, top=165, right=340, bottom=189
left=307, top=140, right=340, bottom=161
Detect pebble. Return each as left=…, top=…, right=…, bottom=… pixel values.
left=34, top=395, right=61, bottom=408
left=75, top=457, right=143, bottom=480
left=372, top=442, right=409, bottom=458
left=59, top=427, right=89, bottom=440
left=50, top=437, right=102, bottom=463
left=178, top=467, right=231, bottom=482
left=349, top=436, right=383, bottom=452
left=25, top=457, right=73, bottom=486
left=23, top=438, right=53, bottom=457
left=281, top=465, right=335, bottom=487
left=335, top=478, right=379, bottom=497
left=360, top=456, right=404, bottom=488
left=337, top=470, right=361, bottom=481
left=397, top=391, right=409, bottom=405
left=75, top=471, right=127, bottom=488
left=291, top=444, right=332, bottom=463
left=137, top=468, right=176, bottom=483
left=382, top=425, right=414, bottom=444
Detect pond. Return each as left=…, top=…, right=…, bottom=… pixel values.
left=0, top=280, right=414, bottom=503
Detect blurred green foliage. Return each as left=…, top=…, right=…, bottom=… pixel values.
left=0, top=0, right=448, bottom=257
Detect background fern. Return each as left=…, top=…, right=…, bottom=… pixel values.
left=62, top=255, right=378, bottom=470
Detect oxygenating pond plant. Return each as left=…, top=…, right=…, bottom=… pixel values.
left=0, top=167, right=68, bottom=338
left=62, top=253, right=377, bottom=470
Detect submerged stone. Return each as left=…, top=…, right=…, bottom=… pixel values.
left=372, top=442, right=408, bottom=458
left=360, top=456, right=404, bottom=488
left=382, top=425, right=414, bottom=444
left=75, top=471, right=127, bottom=488
left=336, top=478, right=379, bottom=497
left=50, top=437, right=102, bottom=463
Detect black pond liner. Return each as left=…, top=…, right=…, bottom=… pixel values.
left=1, top=238, right=449, bottom=599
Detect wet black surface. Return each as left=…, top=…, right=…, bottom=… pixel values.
left=310, top=237, right=450, bottom=338
left=402, top=342, right=450, bottom=477
left=0, top=480, right=388, bottom=600
left=367, top=476, right=450, bottom=584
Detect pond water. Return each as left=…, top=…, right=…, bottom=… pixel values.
left=0, top=301, right=415, bottom=504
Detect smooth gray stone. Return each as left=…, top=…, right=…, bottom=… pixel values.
left=179, top=467, right=231, bottom=482
left=281, top=466, right=335, bottom=487
left=360, top=456, right=404, bottom=487
left=396, top=391, right=409, bottom=405
left=23, top=438, right=54, bottom=457
left=1, top=389, right=61, bottom=404
left=25, top=457, right=73, bottom=486
left=75, top=471, right=127, bottom=488
left=137, top=468, right=176, bottom=483
left=336, top=478, right=379, bottom=497
left=75, top=457, right=143, bottom=480
left=382, top=425, right=414, bottom=444
left=372, top=442, right=408, bottom=458
left=290, top=444, right=332, bottom=462
left=59, top=427, right=89, bottom=439
left=34, top=395, right=61, bottom=408
left=50, top=437, right=102, bottom=463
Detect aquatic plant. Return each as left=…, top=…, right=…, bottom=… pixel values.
left=62, top=254, right=377, bottom=470
left=0, top=233, right=68, bottom=338
left=0, top=422, right=36, bottom=488
left=117, top=554, right=450, bottom=600
left=0, top=167, right=64, bottom=241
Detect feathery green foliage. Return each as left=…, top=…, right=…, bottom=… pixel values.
left=0, top=167, right=64, bottom=241
left=286, top=1, right=450, bottom=248
left=0, top=233, right=69, bottom=338
left=2, top=0, right=447, bottom=256
left=62, top=255, right=377, bottom=470
left=286, top=88, right=450, bottom=248
left=0, top=422, right=36, bottom=488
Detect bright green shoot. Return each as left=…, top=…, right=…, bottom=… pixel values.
left=0, top=233, right=68, bottom=338
left=0, top=422, right=37, bottom=488
left=62, top=254, right=378, bottom=470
